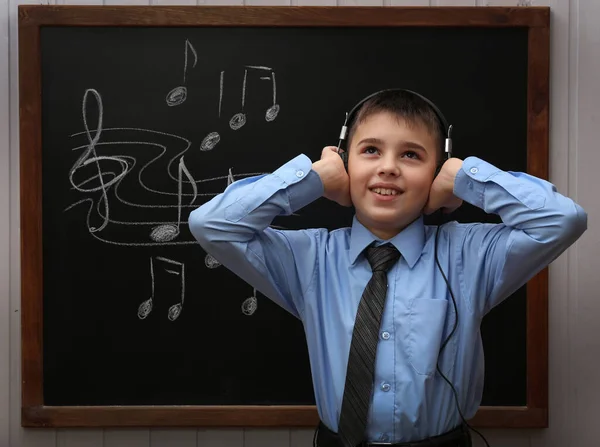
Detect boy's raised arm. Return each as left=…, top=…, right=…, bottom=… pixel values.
left=188, top=154, right=325, bottom=319
left=450, top=156, right=587, bottom=316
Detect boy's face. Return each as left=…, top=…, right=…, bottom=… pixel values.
left=347, top=111, right=438, bottom=240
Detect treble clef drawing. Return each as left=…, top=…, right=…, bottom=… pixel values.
left=68, top=88, right=129, bottom=233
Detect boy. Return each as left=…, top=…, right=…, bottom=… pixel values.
left=188, top=90, right=587, bottom=447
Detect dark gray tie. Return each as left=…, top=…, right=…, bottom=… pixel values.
left=338, top=243, right=401, bottom=447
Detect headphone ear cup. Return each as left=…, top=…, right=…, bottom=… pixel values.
left=339, top=151, right=348, bottom=172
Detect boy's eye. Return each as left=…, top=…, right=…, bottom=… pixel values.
left=363, top=146, right=379, bottom=155
left=403, top=151, right=419, bottom=159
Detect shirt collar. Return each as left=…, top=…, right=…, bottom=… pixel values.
left=348, top=215, right=425, bottom=268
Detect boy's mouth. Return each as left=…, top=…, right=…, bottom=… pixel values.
left=370, top=187, right=399, bottom=196
left=368, top=184, right=403, bottom=198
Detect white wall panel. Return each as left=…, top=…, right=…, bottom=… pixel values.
left=56, top=430, right=103, bottom=447
left=0, top=0, right=11, bottom=444
left=197, top=429, right=244, bottom=447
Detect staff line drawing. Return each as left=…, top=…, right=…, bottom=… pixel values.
left=72, top=171, right=117, bottom=190
left=65, top=199, right=199, bottom=246
left=69, top=135, right=264, bottom=196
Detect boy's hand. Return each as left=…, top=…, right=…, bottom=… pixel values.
left=312, top=146, right=352, bottom=207
left=423, top=158, right=464, bottom=215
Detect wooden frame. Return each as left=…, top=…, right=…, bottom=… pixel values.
left=19, top=5, right=550, bottom=429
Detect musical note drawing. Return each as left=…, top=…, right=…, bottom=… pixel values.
left=246, top=65, right=280, bottom=122
left=60, top=57, right=294, bottom=324
left=65, top=88, right=268, bottom=247
left=200, top=71, right=225, bottom=151
left=219, top=70, right=224, bottom=118
left=138, top=256, right=186, bottom=321
left=149, top=156, right=198, bottom=242
left=227, top=167, right=235, bottom=186
left=68, top=88, right=129, bottom=234
left=198, top=71, right=225, bottom=152
left=265, top=72, right=280, bottom=122
left=229, top=69, right=248, bottom=131
left=241, top=288, right=258, bottom=316
left=166, top=39, right=198, bottom=107
left=200, top=131, right=220, bottom=151
left=204, top=254, right=221, bottom=269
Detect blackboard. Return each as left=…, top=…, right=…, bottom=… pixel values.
left=19, top=5, right=550, bottom=429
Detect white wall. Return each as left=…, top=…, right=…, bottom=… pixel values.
left=2, top=0, right=598, bottom=446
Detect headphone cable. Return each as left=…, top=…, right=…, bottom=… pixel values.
left=434, top=224, right=491, bottom=447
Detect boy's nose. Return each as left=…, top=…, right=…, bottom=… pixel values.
left=378, top=156, right=400, bottom=176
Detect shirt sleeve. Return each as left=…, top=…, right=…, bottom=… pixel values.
left=188, top=154, right=325, bottom=320
left=452, top=156, right=588, bottom=316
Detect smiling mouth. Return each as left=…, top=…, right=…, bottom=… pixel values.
left=370, top=187, right=401, bottom=196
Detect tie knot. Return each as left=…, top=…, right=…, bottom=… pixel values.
left=366, top=243, right=400, bottom=272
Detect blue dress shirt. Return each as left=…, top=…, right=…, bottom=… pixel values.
left=189, top=155, right=587, bottom=442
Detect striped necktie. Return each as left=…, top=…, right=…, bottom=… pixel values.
left=338, top=243, right=401, bottom=447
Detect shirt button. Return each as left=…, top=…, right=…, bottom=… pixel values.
left=296, top=170, right=304, bottom=178
left=381, top=331, right=390, bottom=340
left=470, top=167, right=479, bottom=174
left=381, top=383, right=391, bottom=392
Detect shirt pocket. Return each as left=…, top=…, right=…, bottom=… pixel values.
left=407, top=298, right=457, bottom=377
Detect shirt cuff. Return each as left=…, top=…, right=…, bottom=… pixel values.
left=270, top=154, right=324, bottom=214
left=453, top=156, right=493, bottom=209
left=282, top=155, right=324, bottom=213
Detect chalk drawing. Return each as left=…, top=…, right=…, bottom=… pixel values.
left=138, top=256, right=186, bottom=322
left=166, top=39, right=198, bottom=106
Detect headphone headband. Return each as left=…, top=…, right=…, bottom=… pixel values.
left=337, top=88, right=453, bottom=159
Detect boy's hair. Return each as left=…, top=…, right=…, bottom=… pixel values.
left=346, top=90, right=445, bottom=163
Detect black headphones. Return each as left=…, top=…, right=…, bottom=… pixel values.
left=336, top=88, right=453, bottom=172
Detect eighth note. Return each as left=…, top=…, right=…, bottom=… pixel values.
left=166, top=39, right=198, bottom=107
left=199, top=71, right=225, bottom=152
left=149, top=156, right=197, bottom=243
left=138, top=256, right=186, bottom=322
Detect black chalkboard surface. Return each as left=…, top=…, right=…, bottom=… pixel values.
left=19, top=5, right=550, bottom=428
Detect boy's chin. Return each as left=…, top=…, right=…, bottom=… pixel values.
left=371, top=209, right=420, bottom=224
left=358, top=211, right=420, bottom=236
